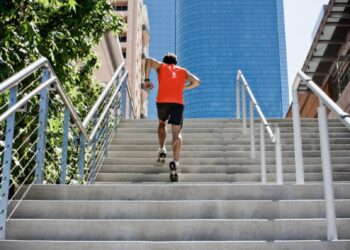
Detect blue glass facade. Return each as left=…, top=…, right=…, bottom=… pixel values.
left=176, top=0, right=289, bottom=118
left=144, top=0, right=176, bottom=118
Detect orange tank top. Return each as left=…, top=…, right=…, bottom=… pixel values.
left=157, top=64, right=187, bottom=105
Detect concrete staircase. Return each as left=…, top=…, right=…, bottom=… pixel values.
left=1, top=118, right=350, bottom=249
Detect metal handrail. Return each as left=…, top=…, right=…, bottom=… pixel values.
left=0, top=77, right=57, bottom=122
left=0, top=57, right=48, bottom=93
left=292, top=70, right=350, bottom=241
left=0, top=58, right=128, bottom=143
left=236, top=70, right=283, bottom=184
left=238, top=71, right=275, bottom=140
left=0, top=57, right=130, bottom=239
left=294, top=71, right=350, bottom=129
left=83, top=63, right=125, bottom=127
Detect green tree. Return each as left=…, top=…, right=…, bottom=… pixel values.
left=0, top=0, right=124, bottom=186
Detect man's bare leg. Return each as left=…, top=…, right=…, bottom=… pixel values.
left=158, top=120, right=167, bottom=149
left=172, top=125, right=182, bottom=162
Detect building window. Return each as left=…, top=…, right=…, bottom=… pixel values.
left=119, top=36, right=127, bottom=42
left=113, top=5, right=128, bottom=11
left=122, top=49, right=127, bottom=59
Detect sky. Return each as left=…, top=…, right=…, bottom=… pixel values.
left=284, top=0, right=329, bottom=91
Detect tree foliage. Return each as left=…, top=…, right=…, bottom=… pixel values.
left=0, top=0, right=124, bottom=186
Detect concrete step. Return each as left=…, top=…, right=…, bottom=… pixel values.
left=107, top=144, right=350, bottom=151
left=110, top=138, right=350, bottom=145
left=95, top=172, right=350, bottom=183
left=113, top=132, right=350, bottom=139
left=5, top=218, right=350, bottom=241
left=16, top=184, right=350, bottom=200
left=1, top=240, right=350, bottom=250
left=102, top=157, right=350, bottom=166
left=8, top=200, right=350, bottom=219
left=118, top=121, right=345, bottom=129
left=120, top=118, right=341, bottom=124
left=99, top=164, right=350, bottom=174
left=116, top=127, right=350, bottom=134
left=105, top=150, right=350, bottom=159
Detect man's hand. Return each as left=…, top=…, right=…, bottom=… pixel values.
left=184, top=70, right=201, bottom=90
left=144, top=80, right=154, bottom=90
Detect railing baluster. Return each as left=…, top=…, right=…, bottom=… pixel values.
left=77, top=133, right=86, bottom=180
left=242, top=84, right=247, bottom=134
left=236, top=72, right=241, bottom=119
left=89, top=114, right=98, bottom=184
left=275, top=126, right=283, bottom=184
left=35, top=67, right=51, bottom=184
left=318, top=103, right=338, bottom=241
left=250, top=100, right=255, bottom=159
left=0, top=86, right=18, bottom=239
left=114, top=79, right=121, bottom=132
left=60, top=108, right=70, bottom=184
left=103, top=94, right=110, bottom=157
left=121, top=79, right=127, bottom=119
left=292, top=86, right=305, bottom=184
left=260, top=123, right=267, bottom=183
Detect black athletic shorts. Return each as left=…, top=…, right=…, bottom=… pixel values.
left=156, top=103, right=184, bottom=126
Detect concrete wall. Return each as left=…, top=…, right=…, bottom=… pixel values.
left=94, top=33, right=124, bottom=84
left=330, top=81, right=350, bottom=118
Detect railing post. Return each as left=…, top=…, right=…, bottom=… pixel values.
left=35, top=67, right=51, bottom=184
left=114, top=78, right=121, bottom=132
left=0, top=86, right=18, bottom=239
left=103, top=94, right=110, bottom=157
left=242, top=84, right=247, bottom=134
left=260, top=123, right=267, bottom=183
left=121, top=79, right=127, bottom=119
left=318, top=103, right=338, bottom=241
left=60, top=108, right=70, bottom=184
left=89, top=114, right=98, bottom=184
left=236, top=71, right=241, bottom=119
left=292, top=88, right=305, bottom=184
left=275, top=126, right=283, bottom=184
left=77, top=132, right=86, bottom=180
left=250, top=100, right=255, bottom=159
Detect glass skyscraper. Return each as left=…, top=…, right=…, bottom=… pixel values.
left=177, top=0, right=288, bottom=118
left=143, top=0, right=176, bottom=118
left=145, top=0, right=288, bottom=118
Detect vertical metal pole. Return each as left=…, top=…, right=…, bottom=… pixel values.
left=90, top=114, right=98, bottom=184
left=275, top=126, right=283, bottom=184
left=35, top=68, right=50, bottom=184
left=114, top=83, right=121, bottom=132
left=260, top=123, right=266, bottom=183
left=103, top=94, right=110, bottom=157
left=250, top=100, right=255, bottom=159
left=0, top=87, right=17, bottom=239
left=242, top=85, right=247, bottom=134
left=77, top=133, right=86, bottom=180
left=60, top=108, right=70, bottom=184
left=236, top=72, right=241, bottom=119
left=121, top=80, right=127, bottom=119
left=126, top=93, right=130, bottom=119
left=318, top=103, right=338, bottom=241
left=292, top=88, right=305, bottom=184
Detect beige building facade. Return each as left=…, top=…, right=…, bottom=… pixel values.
left=94, top=33, right=124, bottom=84
left=94, top=0, right=150, bottom=118
left=112, top=0, right=150, bottom=118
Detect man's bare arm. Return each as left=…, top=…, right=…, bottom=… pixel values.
left=144, top=58, right=162, bottom=90
left=145, top=57, right=162, bottom=79
left=184, top=71, right=201, bottom=90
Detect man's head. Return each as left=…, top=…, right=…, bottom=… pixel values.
left=163, top=53, right=177, bottom=65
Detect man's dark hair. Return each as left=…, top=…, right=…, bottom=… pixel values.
left=163, top=53, right=177, bottom=65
